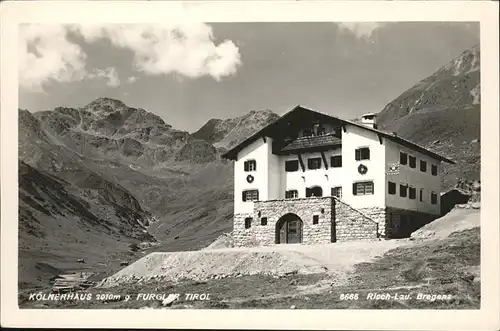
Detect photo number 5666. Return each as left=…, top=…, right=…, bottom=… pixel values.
left=339, top=293, right=359, bottom=300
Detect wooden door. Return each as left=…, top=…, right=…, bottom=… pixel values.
left=286, top=219, right=301, bottom=243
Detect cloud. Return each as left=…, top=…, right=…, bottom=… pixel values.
left=337, top=23, right=386, bottom=38
left=19, top=24, right=87, bottom=91
left=19, top=23, right=241, bottom=91
left=88, top=67, right=120, bottom=87
left=127, top=75, right=138, bottom=83
left=72, top=24, right=242, bottom=81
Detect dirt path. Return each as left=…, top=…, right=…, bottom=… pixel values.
left=99, top=238, right=410, bottom=288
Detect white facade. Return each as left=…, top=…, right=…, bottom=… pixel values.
left=233, top=122, right=443, bottom=216
left=234, top=138, right=270, bottom=214
left=340, top=124, right=386, bottom=209
left=385, top=139, right=441, bottom=215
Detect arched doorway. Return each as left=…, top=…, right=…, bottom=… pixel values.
left=275, top=213, right=303, bottom=244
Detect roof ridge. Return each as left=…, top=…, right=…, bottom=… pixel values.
left=221, top=105, right=455, bottom=164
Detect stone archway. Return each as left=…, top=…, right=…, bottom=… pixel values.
left=275, top=213, right=303, bottom=244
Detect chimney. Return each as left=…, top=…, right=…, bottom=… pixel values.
left=360, top=113, right=378, bottom=129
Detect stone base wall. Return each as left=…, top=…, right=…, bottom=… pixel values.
left=233, top=197, right=382, bottom=247
left=358, top=207, right=387, bottom=238
left=233, top=197, right=334, bottom=247
left=336, top=201, right=379, bottom=241
left=233, top=213, right=273, bottom=247
left=233, top=201, right=440, bottom=246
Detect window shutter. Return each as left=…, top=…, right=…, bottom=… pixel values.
left=352, top=183, right=357, bottom=195
left=355, top=149, right=360, bottom=161
left=242, top=191, right=246, bottom=202
left=244, top=162, right=248, bottom=171
left=366, top=149, right=370, bottom=160
left=255, top=191, right=259, bottom=201
left=253, top=162, right=257, bottom=171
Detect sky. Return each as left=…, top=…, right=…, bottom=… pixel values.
left=19, top=22, right=479, bottom=132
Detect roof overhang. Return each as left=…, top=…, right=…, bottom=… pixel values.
left=221, top=105, right=456, bottom=164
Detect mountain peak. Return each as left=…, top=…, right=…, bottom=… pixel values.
left=83, top=97, right=128, bottom=113
left=439, top=44, right=480, bottom=77
left=192, top=109, right=280, bottom=148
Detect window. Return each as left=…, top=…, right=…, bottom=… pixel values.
left=400, top=184, right=408, bottom=198
left=244, top=217, right=252, bottom=229
left=353, top=182, right=374, bottom=196
left=331, top=186, right=342, bottom=198
left=409, top=186, right=416, bottom=200
left=420, top=189, right=424, bottom=202
left=244, top=160, right=256, bottom=172
left=306, top=186, right=323, bottom=197
left=431, top=192, right=438, bottom=205
left=285, top=160, right=299, bottom=172
left=409, top=155, right=416, bottom=168
left=331, top=155, right=342, bottom=168
left=313, top=215, right=319, bottom=225
left=388, top=181, right=396, bottom=195
left=308, top=157, right=322, bottom=170
left=242, top=190, right=259, bottom=202
left=400, top=152, right=408, bottom=165
left=420, top=160, right=427, bottom=172
left=431, top=164, right=438, bottom=176
left=260, top=217, right=268, bottom=226
left=355, top=147, right=370, bottom=161
left=285, top=190, right=299, bottom=199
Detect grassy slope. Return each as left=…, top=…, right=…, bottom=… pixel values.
left=19, top=227, right=479, bottom=309
left=18, top=161, right=155, bottom=290
left=18, top=109, right=158, bottom=290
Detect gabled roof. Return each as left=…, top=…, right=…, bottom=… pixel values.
left=221, top=106, right=455, bottom=164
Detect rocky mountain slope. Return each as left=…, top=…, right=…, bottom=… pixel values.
left=192, top=109, right=280, bottom=151
left=18, top=161, right=155, bottom=289
left=376, top=45, right=480, bottom=189
left=32, top=98, right=217, bottom=166
left=19, top=108, right=161, bottom=289
left=18, top=98, right=277, bottom=289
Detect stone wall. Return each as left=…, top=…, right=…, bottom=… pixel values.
left=233, top=197, right=382, bottom=247
left=358, top=207, right=387, bottom=238
left=233, top=197, right=334, bottom=247
left=233, top=199, right=439, bottom=246
left=335, top=200, right=379, bottom=241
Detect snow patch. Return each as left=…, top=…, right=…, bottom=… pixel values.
left=453, top=56, right=464, bottom=76
left=470, top=84, right=480, bottom=105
